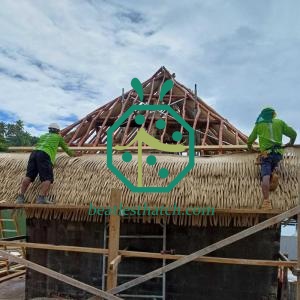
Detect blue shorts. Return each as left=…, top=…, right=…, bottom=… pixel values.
left=260, top=153, right=282, bottom=178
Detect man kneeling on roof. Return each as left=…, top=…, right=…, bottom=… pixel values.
left=16, top=123, right=74, bottom=204
left=247, top=107, right=297, bottom=210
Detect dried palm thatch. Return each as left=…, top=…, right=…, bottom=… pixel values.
left=0, top=149, right=299, bottom=226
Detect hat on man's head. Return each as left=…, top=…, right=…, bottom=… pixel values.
left=255, top=107, right=276, bottom=124
left=48, top=123, right=60, bottom=130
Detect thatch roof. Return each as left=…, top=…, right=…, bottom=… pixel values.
left=61, top=66, right=248, bottom=148
left=0, top=150, right=299, bottom=226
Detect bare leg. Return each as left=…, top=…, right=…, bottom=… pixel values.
left=261, top=175, right=272, bottom=209
left=40, top=180, right=51, bottom=196
left=20, top=177, right=32, bottom=195
left=261, top=175, right=270, bottom=200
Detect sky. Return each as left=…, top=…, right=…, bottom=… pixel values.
left=0, top=0, right=299, bottom=139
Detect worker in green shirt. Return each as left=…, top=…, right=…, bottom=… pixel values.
left=16, top=123, right=74, bottom=204
left=247, top=107, right=297, bottom=210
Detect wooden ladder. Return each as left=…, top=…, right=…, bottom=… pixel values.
left=0, top=214, right=25, bottom=276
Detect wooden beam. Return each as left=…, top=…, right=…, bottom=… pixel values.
left=106, top=189, right=121, bottom=291
left=0, top=203, right=286, bottom=215
left=0, top=241, right=295, bottom=268
left=7, top=144, right=269, bottom=152
left=109, top=205, right=300, bottom=295
left=0, top=249, right=121, bottom=300
left=0, top=264, right=25, bottom=275
left=109, top=255, right=122, bottom=272
left=0, top=270, right=25, bottom=283
left=0, top=241, right=108, bottom=254
left=218, top=120, right=224, bottom=154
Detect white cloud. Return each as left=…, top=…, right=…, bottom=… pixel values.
left=0, top=0, right=299, bottom=141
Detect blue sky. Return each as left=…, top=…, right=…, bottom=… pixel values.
left=0, top=0, right=299, bottom=139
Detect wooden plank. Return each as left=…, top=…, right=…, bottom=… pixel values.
left=0, top=249, right=122, bottom=300
left=106, top=189, right=121, bottom=290
left=0, top=241, right=108, bottom=254
left=0, top=203, right=286, bottom=215
left=0, top=270, right=25, bottom=283
left=118, top=251, right=296, bottom=268
left=160, top=82, right=173, bottom=143
left=0, top=235, right=26, bottom=241
left=0, top=264, right=25, bottom=276
left=6, top=144, right=269, bottom=152
left=0, top=241, right=295, bottom=268
left=93, top=99, right=121, bottom=146
left=109, top=255, right=122, bottom=272
left=218, top=120, right=224, bottom=154
left=109, top=205, right=300, bottom=294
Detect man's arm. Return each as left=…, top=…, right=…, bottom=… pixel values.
left=282, top=121, right=297, bottom=146
left=59, top=136, right=74, bottom=157
left=247, top=125, right=258, bottom=150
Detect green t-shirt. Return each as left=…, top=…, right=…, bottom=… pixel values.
left=35, top=133, right=74, bottom=164
left=247, top=118, right=297, bottom=153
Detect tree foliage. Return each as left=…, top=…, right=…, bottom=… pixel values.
left=0, top=120, right=38, bottom=151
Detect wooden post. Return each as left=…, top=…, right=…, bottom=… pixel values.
left=106, top=189, right=121, bottom=291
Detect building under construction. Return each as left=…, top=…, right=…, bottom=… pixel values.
left=0, top=67, right=299, bottom=300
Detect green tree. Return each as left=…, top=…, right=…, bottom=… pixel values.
left=0, top=120, right=38, bottom=151
left=0, top=121, right=8, bottom=151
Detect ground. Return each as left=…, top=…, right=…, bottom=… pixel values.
left=0, top=275, right=25, bottom=300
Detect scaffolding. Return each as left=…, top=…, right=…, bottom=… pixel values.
left=0, top=188, right=300, bottom=300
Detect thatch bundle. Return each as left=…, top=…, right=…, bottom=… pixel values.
left=0, top=149, right=299, bottom=226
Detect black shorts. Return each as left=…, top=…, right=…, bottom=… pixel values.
left=260, top=153, right=282, bottom=177
left=26, top=150, right=54, bottom=183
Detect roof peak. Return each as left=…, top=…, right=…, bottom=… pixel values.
left=61, top=67, right=247, bottom=150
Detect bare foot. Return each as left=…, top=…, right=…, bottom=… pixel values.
left=261, top=199, right=273, bottom=210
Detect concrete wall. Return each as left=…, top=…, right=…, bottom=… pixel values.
left=25, top=219, right=280, bottom=300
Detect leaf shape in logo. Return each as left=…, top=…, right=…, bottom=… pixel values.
left=131, top=78, right=144, bottom=102
left=159, top=80, right=174, bottom=102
